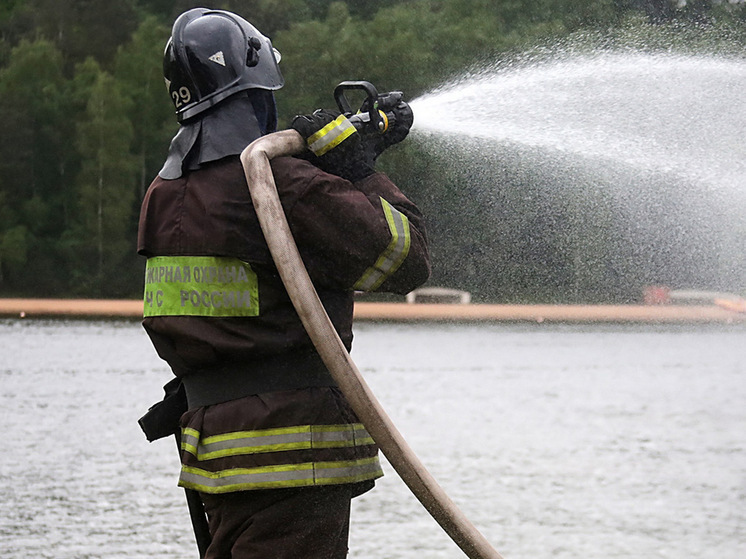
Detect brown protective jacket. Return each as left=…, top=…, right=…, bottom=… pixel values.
left=137, top=153, right=430, bottom=493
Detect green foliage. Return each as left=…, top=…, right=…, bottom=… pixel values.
left=113, top=15, right=176, bottom=196
left=273, top=0, right=631, bottom=123
left=0, top=0, right=743, bottom=300
left=274, top=1, right=501, bottom=119
left=0, top=39, right=68, bottom=199
left=220, top=0, right=312, bottom=36
left=0, top=0, right=23, bottom=22
left=0, top=225, right=27, bottom=283
left=0, top=39, right=77, bottom=293
left=70, top=62, right=139, bottom=295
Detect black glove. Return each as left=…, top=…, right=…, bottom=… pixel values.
left=360, top=91, right=413, bottom=161
left=291, top=109, right=375, bottom=182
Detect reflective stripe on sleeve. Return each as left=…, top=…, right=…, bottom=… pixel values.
left=181, top=423, right=376, bottom=461
left=307, top=115, right=356, bottom=156
left=354, top=197, right=411, bottom=292
left=179, top=456, right=384, bottom=493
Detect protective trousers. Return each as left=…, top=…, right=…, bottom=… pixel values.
left=199, top=485, right=354, bottom=558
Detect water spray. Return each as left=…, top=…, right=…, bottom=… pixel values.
left=408, top=51, right=746, bottom=191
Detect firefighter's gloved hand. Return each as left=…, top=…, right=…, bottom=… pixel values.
left=377, top=91, right=412, bottom=148
left=361, top=91, right=412, bottom=162
left=291, top=109, right=375, bottom=182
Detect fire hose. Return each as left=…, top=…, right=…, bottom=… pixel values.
left=239, top=128, right=504, bottom=559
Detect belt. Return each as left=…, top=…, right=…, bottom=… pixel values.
left=181, top=352, right=337, bottom=409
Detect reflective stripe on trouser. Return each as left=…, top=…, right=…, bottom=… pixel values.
left=179, top=456, right=383, bottom=493
left=181, top=424, right=374, bottom=461
left=178, top=423, right=383, bottom=493
left=354, top=197, right=411, bottom=291
left=307, top=115, right=356, bottom=156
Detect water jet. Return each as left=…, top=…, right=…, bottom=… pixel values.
left=403, top=49, right=746, bottom=303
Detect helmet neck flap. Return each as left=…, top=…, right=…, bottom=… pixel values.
left=158, top=89, right=277, bottom=180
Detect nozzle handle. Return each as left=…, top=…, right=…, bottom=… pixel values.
left=334, top=80, right=384, bottom=132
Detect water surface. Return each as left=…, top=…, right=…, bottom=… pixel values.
left=1, top=319, right=743, bottom=558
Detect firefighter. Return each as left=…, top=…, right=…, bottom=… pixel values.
left=137, top=7, right=430, bottom=559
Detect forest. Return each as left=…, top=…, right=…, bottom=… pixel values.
left=0, top=0, right=745, bottom=302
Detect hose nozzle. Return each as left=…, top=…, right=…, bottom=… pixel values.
left=334, top=81, right=414, bottom=151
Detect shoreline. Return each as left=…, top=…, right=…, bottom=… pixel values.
left=0, top=298, right=744, bottom=324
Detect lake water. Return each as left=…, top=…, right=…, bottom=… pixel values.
left=1, top=318, right=744, bottom=559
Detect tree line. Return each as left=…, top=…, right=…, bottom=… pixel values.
left=0, top=1, right=744, bottom=301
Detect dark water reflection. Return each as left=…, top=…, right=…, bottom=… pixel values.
left=1, top=319, right=743, bottom=558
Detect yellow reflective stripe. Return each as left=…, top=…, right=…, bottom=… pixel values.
left=180, top=463, right=315, bottom=493
left=180, top=428, right=200, bottom=455
left=313, top=457, right=384, bottom=485
left=311, top=424, right=375, bottom=448
left=200, top=425, right=312, bottom=446
left=307, top=115, right=356, bottom=156
left=183, top=427, right=201, bottom=439
left=354, top=198, right=411, bottom=291
left=179, top=456, right=383, bottom=493
left=182, top=423, right=375, bottom=461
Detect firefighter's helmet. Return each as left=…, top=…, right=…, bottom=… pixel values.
left=163, top=8, right=284, bottom=122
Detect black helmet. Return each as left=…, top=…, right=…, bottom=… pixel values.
left=163, top=8, right=284, bottom=122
